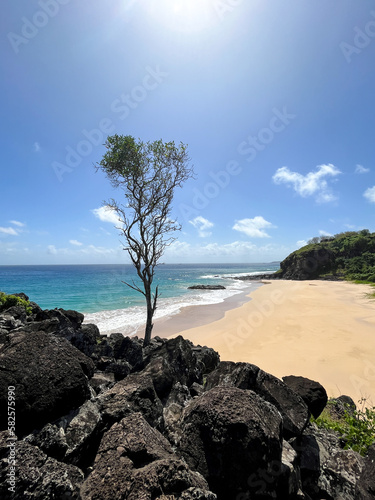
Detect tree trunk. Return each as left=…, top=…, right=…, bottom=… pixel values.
left=143, top=285, right=154, bottom=347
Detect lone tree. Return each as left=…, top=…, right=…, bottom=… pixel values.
left=96, top=135, right=194, bottom=346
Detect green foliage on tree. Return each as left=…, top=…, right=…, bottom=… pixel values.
left=96, top=135, right=194, bottom=346
left=0, top=292, right=32, bottom=315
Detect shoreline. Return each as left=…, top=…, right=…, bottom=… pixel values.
left=142, top=281, right=264, bottom=337
left=167, top=280, right=375, bottom=404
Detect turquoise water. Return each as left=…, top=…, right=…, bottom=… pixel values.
left=0, top=263, right=279, bottom=334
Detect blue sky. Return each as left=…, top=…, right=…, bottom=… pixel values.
left=1, top=0, right=374, bottom=265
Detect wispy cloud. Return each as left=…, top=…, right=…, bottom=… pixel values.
left=92, top=206, right=120, bottom=225
left=232, top=216, right=275, bottom=238
left=47, top=245, right=57, bottom=255
left=9, top=220, right=25, bottom=227
left=69, top=239, right=83, bottom=246
left=355, top=164, right=370, bottom=174
left=364, top=186, right=375, bottom=203
left=33, top=142, right=41, bottom=153
left=0, top=227, right=18, bottom=236
left=272, top=164, right=341, bottom=203
left=189, top=216, right=214, bottom=237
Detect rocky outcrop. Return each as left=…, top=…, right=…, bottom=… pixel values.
left=0, top=296, right=371, bottom=499
left=356, top=443, right=375, bottom=499
left=80, top=412, right=216, bottom=500
left=98, top=372, right=164, bottom=430
left=0, top=330, right=94, bottom=436
left=204, top=361, right=310, bottom=438
left=178, top=386, right=283, bottom=499
left=283, top=375, right=328, bottom=419
left=0, top=432, right=84, bottom=499
left=187, top=285, right=226, bottom=290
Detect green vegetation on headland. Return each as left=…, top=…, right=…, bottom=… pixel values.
left=276, top=229, right=375, bottom=282
left=0, top=292, right=32, bottom=315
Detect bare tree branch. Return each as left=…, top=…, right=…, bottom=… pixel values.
left=96, top=135, right=194, bottom=346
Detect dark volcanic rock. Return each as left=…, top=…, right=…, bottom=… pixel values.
left=204, top=360, right=260, bottom=391
left=81, top=412, right=216, bottom=500
left=283, top=375, right=328, bottom=419
left=188, top=285, right=226, bottom=290
left=66, top=322, right=101, bottom=358
left=256, top=370, right=310, bottom=438
left=278, top=246, right=336, bottom=280
left=205, top=361, right=310, bottom=438
left=295, top=424, right=365, bottom=499
left=178, top=386, right=283, bottom=499
left=96, top=333, right=143, bottom=366
left=140, top=336, right=220, bottom=400
left=356, top=443, right=375, bottom=499
left=26, top=400, right=102, bottom=468
left=98, top=372, right=164, bottom=430
left=0, top=330, right=95, bottom=436
left=0, top=432, right=84, bottom=499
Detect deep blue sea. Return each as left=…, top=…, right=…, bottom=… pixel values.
left=0, top=263, right=279, bottom=335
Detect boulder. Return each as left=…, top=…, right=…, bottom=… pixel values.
left=356, top=443, right=375, bottom=499
left=67, top=322, right=101, bottom=358
left=59, top=400, right=102, bottom=467
left=327, top=395, right=357, bottom=419
left=1, top=305, right=28, bottom=323
left=204, top=360, right=259, bottom=391
left=0, top=432, right=83, bottom=499
left=193, top=345, right=220, bottom=375
left=25, top=400, right=102, bottom=469
left=97, top=333, right=143, bottom=366
left=295, top=424, right=365, bottom=499
left=140, top=336, right=219, bottom=400
left=80, top=413, right=216, bottom=500
left=205, top=362, right=310, bottom=438
left=24, top=423, right=68, bottom=461
left=0, top=331, right=95, bottom=436
left=283, top=375, right=328, bottom=419
left=90, top=371, right=116, bottom=394
left=178, top=386, right=283, bottom=499
left=98, top=372, right=164, bottom=430
left=255, top=370, right=310, bottom=438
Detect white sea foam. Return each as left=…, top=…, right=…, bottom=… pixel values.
left=84, top=277, right=253, bottom=336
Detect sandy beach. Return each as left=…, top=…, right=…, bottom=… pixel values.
left=168, top=280, right=375, bottom=405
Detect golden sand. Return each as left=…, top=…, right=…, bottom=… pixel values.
left=168, top=280, right=375, bottom=404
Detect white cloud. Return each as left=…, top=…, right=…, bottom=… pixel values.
left=319, top=230, right=333, bottom=237
left=92, top=206, right=120, bottom=225
left=232, top=216, right=274, bottom=238
left=9, top=220, right=25, bottom=227
left=364, top=186, right=375, bottom=203
left=81, top=245, right=118, bottom=255
left=189, top=216, right=214, bottom=237
left=355, top=164, right=370, bottom=174
left=272, top=164, right=341, bottom=203
left=70, top=239, right=83, bottom=246
left=296, top=240, right=308, bottom=248
left=33, top=142, right=41, bottom=152
left=165, top=240, right=288, bottom=263
left=0, top=227, right=18, bottom=235
left=47, top=245, right=57, bottom=255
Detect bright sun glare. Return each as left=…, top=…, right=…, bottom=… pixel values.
left=145, top=0, right=217, bottom=34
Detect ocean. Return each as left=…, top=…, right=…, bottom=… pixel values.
left=0, top=263, right=279, bottom=335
